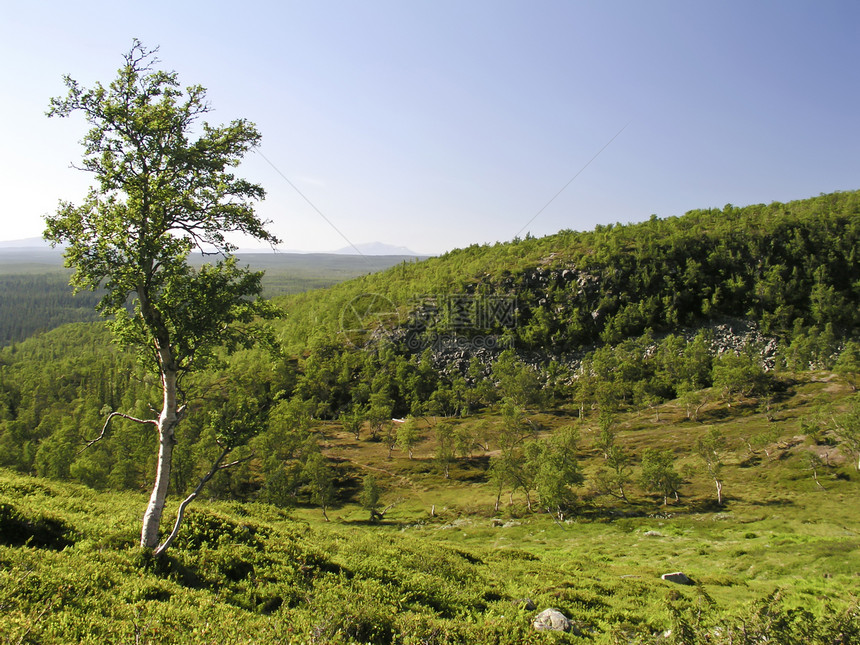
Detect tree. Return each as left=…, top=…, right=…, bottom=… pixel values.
left=592, top=443, right=632, bottom=503
left=711, top=351, right=771, bottom=403
left=593, top=411, right=617, bottom=459
left=157, top=396, right=266, bottom=553
left=367, top=389, right=394, bottom=441
left=396, top=417, right=420, bottom=459
left=488, top=398, right=538, bottom=509
left=253, top=398, right=314, bottom=508
left=340, top=406, right=365, bottom=441
left=679, top=388, right=709, bottom=422
left=302, top=450, right=336, bottom=521
left=804, top=451, right=827, bottom=490
left=533, top=426, right=583, bottom=520
left=452, top=424, right=477, bottom=458
left=639, top=448, right=682, bottom=506
left=359, top=474, right=381, bottom=521
left=695, top=427, right=726, bottom=505
left=491, top=350, right=543, bottom=408
left=434, top=422, right=456, bottom=479
left=834, top=341, right=860, bottom=391
left=44, top=41, right=280, bottom=554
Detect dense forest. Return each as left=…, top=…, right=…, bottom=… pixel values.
left=0, top=253, right=417, bottom=347
left=275, top=190, right=860, bottom=353
left=0, top=272, right=102, bottom=345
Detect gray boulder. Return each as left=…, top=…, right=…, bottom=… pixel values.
left=661, top=571, right=694, bottom=585
left=533, top=608, right=571, bottom=632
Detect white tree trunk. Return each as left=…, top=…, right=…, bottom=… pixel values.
left=140, top=367, right=178, bottom=550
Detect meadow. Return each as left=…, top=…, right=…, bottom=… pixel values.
left=2, top=373, right=858, bottom=644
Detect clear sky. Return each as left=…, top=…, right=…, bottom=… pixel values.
left=1, top=1, right=858, bottom=254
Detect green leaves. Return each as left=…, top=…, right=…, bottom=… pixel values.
left=208, top=396, right=269, bottom=450
left=639, top=448, right=682, bottom=505
left=45, top=40, right=281, bottom=380
left=44, top=40, right=283, bottom=551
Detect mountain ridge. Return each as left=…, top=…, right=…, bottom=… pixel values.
left=330, top=241, right=421, bottom=256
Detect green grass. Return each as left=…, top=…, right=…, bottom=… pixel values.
left=2, top=375, right=859, bottom=643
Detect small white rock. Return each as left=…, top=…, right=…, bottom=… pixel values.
left=533, top=608, right=571, bottom=632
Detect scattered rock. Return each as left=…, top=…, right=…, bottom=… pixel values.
left=643, top=530, right=663, bottom=537
left=533, top=608, right=571, bottom=632
left=661, top=572, right=694, bottom=585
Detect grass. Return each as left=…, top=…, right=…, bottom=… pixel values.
left=1, top=375, right=859, bottom=643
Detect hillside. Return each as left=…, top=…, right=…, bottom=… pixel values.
left=274, top=190, right=860, bottom=354
left=1, top=190, right=859, bottom=642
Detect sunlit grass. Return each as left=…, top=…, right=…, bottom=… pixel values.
left=1, top=375, right=859, bottom=643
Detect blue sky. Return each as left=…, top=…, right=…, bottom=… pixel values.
left=1, top=1, right=858, bottom=254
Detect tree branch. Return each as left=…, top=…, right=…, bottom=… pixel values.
left=218, top=455, right=253, bottom=470
left=370, top=498, right=401, bottom=521
left=79, top=412, right=158, bottom=454
left=153, top=448, right=250, bottom=556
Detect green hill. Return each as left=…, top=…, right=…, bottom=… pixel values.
left=275, top=190, right=860, bottom=353
left=1, top=190, right=859, bottom=642
left=2, top=376, right=859, bottom=643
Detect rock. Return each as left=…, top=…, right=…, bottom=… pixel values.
left=533, top=608, right=571, bottom=632
left=661, top=571, right=694, bottom=585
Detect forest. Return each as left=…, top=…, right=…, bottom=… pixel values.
left=1, top=191, right=860, bottom=642
left=0, top=252, right=416, bottom=347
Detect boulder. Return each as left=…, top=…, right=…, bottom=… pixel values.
left=661, top=571, right=694, bottom=585
left=533, top=608, right=571, bottom=632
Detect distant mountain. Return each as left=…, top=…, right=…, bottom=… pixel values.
left=0, top=237, right=423, bottom=256
left=330, top=242, right=419, bottom=256
left=0, top=237, right=56, bottom=249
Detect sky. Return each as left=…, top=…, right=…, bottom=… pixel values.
left=1, top=1, right=858, bottom=255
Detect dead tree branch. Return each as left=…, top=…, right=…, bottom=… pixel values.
left=79, top=412, right=158, bottom=454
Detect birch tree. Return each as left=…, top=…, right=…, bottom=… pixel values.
left=695, top=427, right=726, bottom=505
left=44, top=40, right=280, bottom=553
left=639, top=448, right=682, bottom=506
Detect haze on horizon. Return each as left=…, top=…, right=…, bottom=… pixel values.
left=1, top=1, right=858, bottom=255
